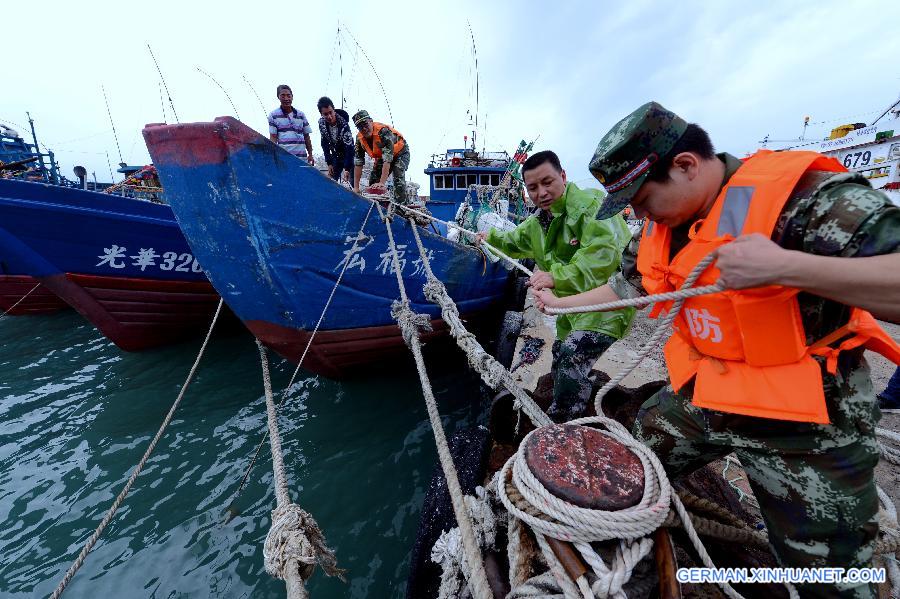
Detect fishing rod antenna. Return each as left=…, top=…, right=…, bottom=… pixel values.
left=341, top=26, right=394, bottom=125
left=148, top=44, right=180, bottom=123
left=197, top=67, right=241, bottom=120
left=101, top=84, right=124, bottom=164
left=242, top=74, right=268, bottom=117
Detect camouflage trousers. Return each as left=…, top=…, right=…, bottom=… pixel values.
left=550, top=330, right=616, bottom=423
left=368, top=146, right=411, bottom=204
left=634, top=358, right=882, bottom=598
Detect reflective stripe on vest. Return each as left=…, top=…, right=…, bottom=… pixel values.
left=357, top=122, right=405, bottom=160
left=637, top=150, right=900, bottom=424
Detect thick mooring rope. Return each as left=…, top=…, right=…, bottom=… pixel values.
left=498, top=416, right=666, bottom=599
left=256, top=341, right=343, bottom=599
left=406, top=220, right=551, bottom=429
left=49, top=299, right=225, bottom=599
left=377, top=203, right=494, bottom=599
left=378, top=198, right=534, bottom=277
left=225, top=203, right=376, bottom=516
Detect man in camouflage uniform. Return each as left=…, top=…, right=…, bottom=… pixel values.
left=534, top=102, right=900, bottom=598
left=476, top=150, right=635, bottom=422
left=352, top=109, right=411, bottom=204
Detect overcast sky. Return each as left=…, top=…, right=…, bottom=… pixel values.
left=3, top=1, right=899, bottom=190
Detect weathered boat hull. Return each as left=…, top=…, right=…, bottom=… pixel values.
left=0, top=179, right=219, bottom=348
left=0, top=274, right=67, bottom=315
left=143, top=117, right=512, bottom=378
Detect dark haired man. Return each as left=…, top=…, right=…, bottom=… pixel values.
left=536, top=102, right=900, bottom=598
left=476, top=150, right=634, bottom=422
left=268, top=84, right=314, bottom=165
left=317, top=97, right=354, bottom=183
left=351, top=109, right=411, bottom=204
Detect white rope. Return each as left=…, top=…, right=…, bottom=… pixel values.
left=496, top=417, right=667, bottom=598
left=592, top=253, right=720, bottom=415
left=544, top=282, right=725, bottom=315
left=497, top=416, right=795, bottom=599
left=257, top=341, right=343, bottom=598
left=377, top=203, right=493, bottom=599
left=376, top=197, right=534, bottom=277
left=0, top=282, right=41, bottom=320
left=878, top=427, right=900, bottom=467
left=405, top=217, right=551, bottom=429
left=49, top=298, right=225, bottom=599
left=876, top=485, right=900, bottom=597
left=431, top=486, right=498, bottom=599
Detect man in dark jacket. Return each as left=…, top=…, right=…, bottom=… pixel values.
left=317, top=97, right=354, bottom=183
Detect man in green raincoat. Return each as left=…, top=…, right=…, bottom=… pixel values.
left=476, top=150, right=634, bottom=421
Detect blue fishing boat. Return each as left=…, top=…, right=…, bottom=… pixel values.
left=424, top=147, right=515, bottom=235
left=0, top=178, right=219, bottom=347
left=143, top=117, right=513, bottom=378
left=1, top=122, right=69, bottom=313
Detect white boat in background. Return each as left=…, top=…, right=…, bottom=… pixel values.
left=817, top=96, right=900, bottom=206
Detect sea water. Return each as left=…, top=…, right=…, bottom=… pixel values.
left=0, top=310, right=487, bottom=598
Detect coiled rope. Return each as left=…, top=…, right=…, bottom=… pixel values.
left=49, top=298, right=225, bottom=599
left=497, top=416, right=667, bottom=598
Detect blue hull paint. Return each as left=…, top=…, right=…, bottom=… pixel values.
left=144, top=118, right=511, bottom=373
left=0, top=179, right=218, bottom=349
left=0, top=179, right=206, bottom=281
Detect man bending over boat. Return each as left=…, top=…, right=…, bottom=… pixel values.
left=535, top=102, right=900, bottom=598
left=268, top=84, right=315, bottom=165
left=317, top=96, right=354, bottom=183
left=475, top=150, right=634, bottom=422
left=352, top=109, right=411, bottom=205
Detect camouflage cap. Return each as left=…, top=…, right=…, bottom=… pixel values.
left=590, top=102, right=687, bottom=220
left=352, top=110, right=372, bottom=129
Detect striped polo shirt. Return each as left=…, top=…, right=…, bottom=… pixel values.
left=268, top=106, right=313, bottom=158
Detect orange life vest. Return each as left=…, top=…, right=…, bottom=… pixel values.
left=636, top=150, right=900, bottom=424
left=357, top=122, right=405, bottom=160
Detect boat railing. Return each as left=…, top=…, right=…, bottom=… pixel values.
left=428, top=150, right=511, bottom=169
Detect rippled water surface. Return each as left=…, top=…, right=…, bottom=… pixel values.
left=0, top=311, right=487, bottom=598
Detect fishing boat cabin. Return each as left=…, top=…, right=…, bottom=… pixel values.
left=0, top=123, right=61, bottom=185
left=424, top=147, right=511, bottom=235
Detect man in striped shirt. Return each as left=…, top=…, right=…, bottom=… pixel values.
left=268, top=84, right=314, bottom=164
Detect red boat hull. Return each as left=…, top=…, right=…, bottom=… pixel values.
left=246, top=318, right=453, bottom=379
left=40, top=272, right=220, bottom=350
left=0, top=275, right=68, bottom=315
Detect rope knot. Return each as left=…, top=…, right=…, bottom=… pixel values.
left=263, top=503, right=346, bottom=582
left=430, top=486, right=498, bottom=599
left=423, top=279, right=449, bottom=304
left=391, top=300, right=433, bottom=347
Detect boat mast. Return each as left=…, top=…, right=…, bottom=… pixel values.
left=26, top=111, right=59, bottom=184
left=871, top=93, right=900, bottom=126
left=148, top=44, right=180, bottom=123
left=101, top=85, right=125, bottom=172
left=467, top=20, right=479, bottom=151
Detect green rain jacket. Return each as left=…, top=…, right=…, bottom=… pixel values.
left=486, top=182, right=634, bottom=341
